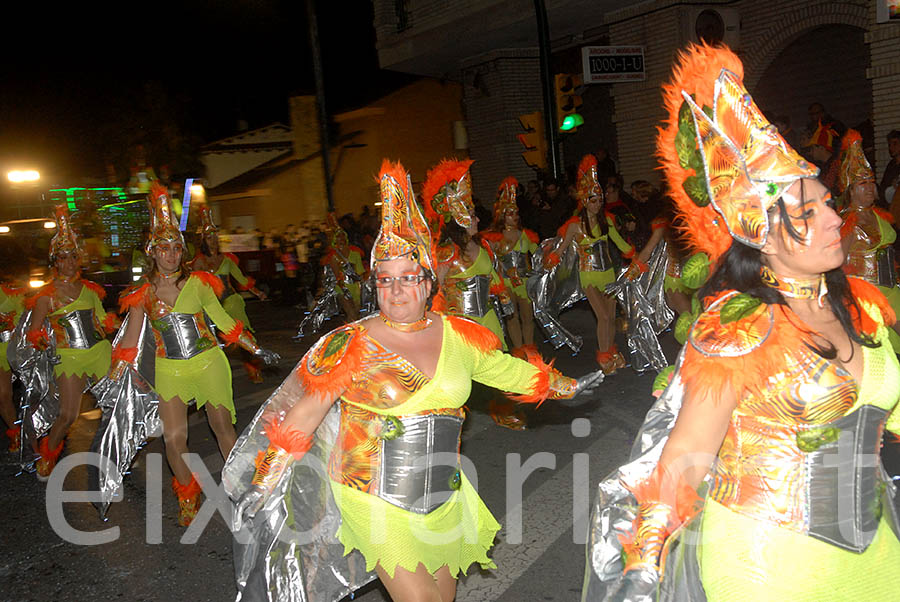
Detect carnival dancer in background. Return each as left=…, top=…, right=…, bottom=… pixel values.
left=25, top=205, right=115, bottom=480
left=583, top=43, right=900, bottom=601
left=555, top=155, right=636, bottom=375
left=424, top=159, right=525, bottom=429
left=225, top=159, right=603, bottom=602
left=109, top=184, right=279, bottom=526
left=481, top=177, right=539, bottom=354
left=188, top=206, right=270, bottom=383
left=837, top=129, right=900, bottom=351
left=320, top=212, right=365, bottom=321
left=0, top=281, right=27, bottom=452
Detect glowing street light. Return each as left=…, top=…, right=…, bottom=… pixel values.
left=7, top=170, right=41, bottom=183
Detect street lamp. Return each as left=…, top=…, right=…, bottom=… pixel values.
left=7, top=170, right=40, bottom=183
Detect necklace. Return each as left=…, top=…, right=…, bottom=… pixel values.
left=379, top=312, right=432, bottom=332
left=760, top=265, right=827, bottom=308
left=158, top=269, right=181, bottom=282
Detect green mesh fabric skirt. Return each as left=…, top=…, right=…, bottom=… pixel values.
left=54, top=340, right=111, bottom=379
left=155, top=347, right=236, bottom=422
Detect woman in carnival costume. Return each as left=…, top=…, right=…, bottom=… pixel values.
left=188, top=205, right=270, bottom=383
left=225, top=160, right=603, bottom=602
left=25, top=205, right=116, bottom=479
left=110, top=184, right=280, bottom=526
left=0, top=281, right=27, bottom=452
left=555, top=154, right=636, bottom=375
left=583, top=43, right=900, bottom=601
left=836, top=129, right=900, bottom=352
left=424, top=159, right=526, bottom=429
left=481, top=176, right=540, bottom=354
left=319, top=212, right=365, bottom=320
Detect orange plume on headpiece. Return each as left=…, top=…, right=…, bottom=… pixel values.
left=492, top=176, right=519, bottom=225
left=49, top=204, right=82, bottom=261
left=146, top=182, right=184, bottom=254
left=422, top=159, right=475, bottom=235
left=372, top=159, right=434, bottom=275
left=657, top=43, right=818, bottom=264
left=575, top=155, right=603, bottom=208
left=196, top=205, right=218, bottom=237
left=837, top=129, right=874, bottom=196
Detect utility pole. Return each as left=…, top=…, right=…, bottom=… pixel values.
left=306, top=0, right=335, bottom=213
left=533, top=0, right=561, bottom=180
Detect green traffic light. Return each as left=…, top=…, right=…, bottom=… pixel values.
left=560, top=113, right=584, bottom=131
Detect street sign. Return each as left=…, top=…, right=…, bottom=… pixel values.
left=582, top=46, right=645, bottom=83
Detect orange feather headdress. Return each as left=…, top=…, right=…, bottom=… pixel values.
left=657, top=43, right=819, bottom=263
left=492, top=176, right=519, bottom=225
left=575, top=155, right=603, bottom=209
left=146, top=182, right=184, bottom=254
left=836, top=129, right=874, bottom=196
left=48, top=204, right=84, bottom=262
left=422, top=159, right=475, bottom=236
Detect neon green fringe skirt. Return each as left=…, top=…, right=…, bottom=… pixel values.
left=330, top=472, right=501, bottom=578
left=54, top=340, right=111, bottom=379
left=155, top=347, right=236, bottom=422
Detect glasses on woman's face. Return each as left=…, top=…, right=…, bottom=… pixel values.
left=373, top=274, right=426, bottom=288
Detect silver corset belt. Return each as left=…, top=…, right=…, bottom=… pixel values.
left=587, top=239, right=612, bottom=271
left=152, top=312, right=214, bottom=360
left=60, top=309, right=101, bottom=349
left=217, top=274, right=235, bottom=298
left=458, top=274, right=491, bottom=318
left=500, top=250, right=528, bottom=276
left=802, top=404, right=896, bottom=552
left=876, top=246, right=896, bottom=288
left=377, top=414, right=464, bottom=514
left=0, top=329, right=12, bottom=343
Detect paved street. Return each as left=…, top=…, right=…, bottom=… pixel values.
left=3, top=298, right=897, bottom=601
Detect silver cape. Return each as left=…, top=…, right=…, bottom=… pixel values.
left=526, top=236, right=585, bottom=353
left=89, top=312, right=162, bottom=520
left=605, top=241, right=674, bottom=374
left=7, top=309, right=60, bottom=472
left=221, top=363, right=375, bottom=602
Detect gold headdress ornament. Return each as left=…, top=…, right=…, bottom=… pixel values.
left=49, top=204, right=83, bottom=262
left=196, top=205, right=218, bottom=238
left=575, top=154, right=603, bottom=209
left=836, top=129, right=874, bottom=196
left=146, top=182, right=184, bottom=254
left=422, top=159, right=476, bottom=234
left=493, top=176, right=519, bottom=224
left=324, top=212, right=350, bottom=254
left=658, top=43, right=819, bottom=263
left=372, top=159, right=435, bottom=275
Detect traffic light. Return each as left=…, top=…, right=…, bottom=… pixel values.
left=555, top=73, right=584, bottom=132
left=517, top=111, right=547, bottom=171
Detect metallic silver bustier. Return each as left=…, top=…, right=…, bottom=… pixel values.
left=587, top=239, right=612, bottom=271
left=499, top=250, right=529, bottom=276
left=152, top=312, right=214, bottom=360
left=457, top=274, right=491, bottom=318
left=60, top=309, right=101, bottom=349
left=376, top=414, right=464, bottom=514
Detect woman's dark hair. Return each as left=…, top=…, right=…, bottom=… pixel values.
left=699, top=195, right=877, bottom=359
left=439, top=221, right=470, bottom=249
left=146, top=245, right=190, bottom=287
left=199, top=233, right=218, bottom=257
left=579, top=197, right=608, bottom=238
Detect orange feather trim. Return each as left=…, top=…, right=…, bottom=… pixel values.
left=25, top=283, right=55, bottom=310
left=1, top=283, right=26, bottom=296
left=841, top=128, right=863, bottom=150
left=263, top=418, right=314, bottom=459
left=497, top=175, right=518, bottom=196
left=480, top=230, right=503, bottom=243
left=349, top=245, right=364, bottom=256
left=118, top=282, right=151, bottom=313
left=422, top=158, right=475, bottom=207
left=430, top=289, right=448, bottom=312
left=81, top=279, right=106, bottom=300
left=557, top=215, right=580, bottom=239
left=578, top=154, right=597, bottom=177
left=545, top=252, right=561, bottom=269
left=237, top=276, right=256, bottom=291
left=320, top=249, right=337, bottom=266
left=221, top=321, right=245, bottom=346
left=191, top=271, right=225, bottom=298
left=224, top=252, right=240, bottom=265
left=848, top=277, right=896, bottom=332
left=26, top=328, right=49, bottom=349
left=524, top=229, right=539, bottom=244
left=446, top=315, right=502, bottom=353
left=37, top=436, right=64, bottom=461
left=506, top=349, right=555, bottom=407
left=171, top=474, right=201, bottom=498
left=102, top=312, right=119, bottom=331
left=679, top=302, right=813, bottom=405
left=489, top=282, right=507, bottom=298
left=111, top=346, right=138, bottom=364
left=296, top=329, right=365, bottom=399
left=657, top=43, right=744, bottom=263
left=874, top=207, right=895, bottom=224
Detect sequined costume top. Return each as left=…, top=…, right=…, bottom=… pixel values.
left=560, top=214, right=635, bottom=273
left=481, top=229, right=539, bottom=294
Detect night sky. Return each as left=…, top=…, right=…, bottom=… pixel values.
left=0, top=0, right=415, bottom=186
